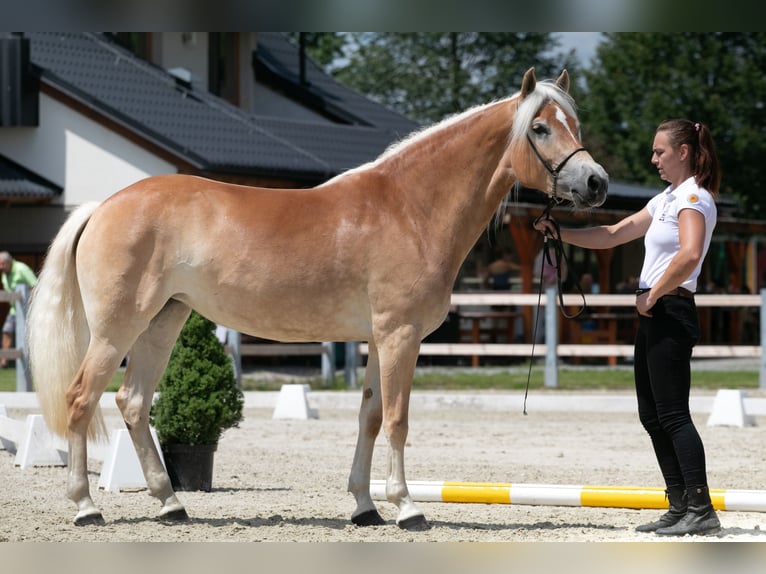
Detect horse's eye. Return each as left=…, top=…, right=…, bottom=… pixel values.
left=532, top=123, right=549, bottom=136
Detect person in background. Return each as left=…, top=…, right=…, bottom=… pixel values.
left=0, top=251, right=38, bottom=368
left=534, top=119, right=722, bottom=537
left=484, top=249, right=521, bottom=291
left=579, top=272, right=596, bottom=294
left=618, top=275, right=640, bottom=294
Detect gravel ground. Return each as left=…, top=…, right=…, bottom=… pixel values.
left=3, top=389, right=766, bottom=544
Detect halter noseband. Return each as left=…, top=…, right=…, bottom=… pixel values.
left=526, top=134, right=587, bottom=203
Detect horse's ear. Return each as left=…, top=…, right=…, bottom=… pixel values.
left=521, top=67, right=536, bottom=98
left=555, top=69, right=570, bottom=93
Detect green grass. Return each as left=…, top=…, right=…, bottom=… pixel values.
left=407, top=367, right=760, bottom=391
left=229, top=365, right=761, bottom=392
left=1, top=364, right=758, bottom=393
left=0, top=367, right=124, bottom=392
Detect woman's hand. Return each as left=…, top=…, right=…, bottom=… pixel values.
left=636, top=291, right=654, bottom=317
left=533, top=216, right=559, bottom=239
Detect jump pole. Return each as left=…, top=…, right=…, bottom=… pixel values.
left=369, top=480, right=766, bottom=513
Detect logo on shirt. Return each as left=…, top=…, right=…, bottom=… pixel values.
left=686, top=193, right=699, bottom=204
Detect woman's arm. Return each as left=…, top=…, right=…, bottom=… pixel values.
left=534, top=207, right=652, bottom=250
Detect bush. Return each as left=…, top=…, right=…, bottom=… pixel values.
left=150, top=311, right=244, bottom=445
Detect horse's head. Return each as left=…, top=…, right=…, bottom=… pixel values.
left=510, top=67, right=608, bottom=209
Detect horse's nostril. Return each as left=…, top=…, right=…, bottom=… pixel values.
left=588, top=175, right=606, bottom=194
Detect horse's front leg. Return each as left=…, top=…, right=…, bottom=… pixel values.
left=378, top=327, right=429, bottom=531
left=349, top=343, right=385, bottom=526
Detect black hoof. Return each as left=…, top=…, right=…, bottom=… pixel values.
left=74, top=512, right=105, bottom=526
left=352, top=509, right=386, bottom=527
left=397, top=514, right=430, bottom=531
left=159, top=508, right=190, bottom=522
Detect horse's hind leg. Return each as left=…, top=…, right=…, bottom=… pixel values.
left=66, top=342, right=126, bottom=525
left=116, top=300, right=191, bottom=521
left=349, top=343, right=386, bottom=526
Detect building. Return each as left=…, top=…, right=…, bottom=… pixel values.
left=1, top=32, right=763, bottom=349
left=0, top=32, right=418, bottom=260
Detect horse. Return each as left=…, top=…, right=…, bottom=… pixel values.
left=27, top=67, right=608, bottom=530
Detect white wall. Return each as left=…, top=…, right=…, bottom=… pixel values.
left=0, top=93, right=176, bottom=207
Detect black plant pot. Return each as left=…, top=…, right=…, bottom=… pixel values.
left=162, top=443, right=217, bottom=492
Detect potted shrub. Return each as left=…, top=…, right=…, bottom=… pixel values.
left=150, top=311, right=244, bottom=491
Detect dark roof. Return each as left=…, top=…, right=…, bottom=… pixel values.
left=0, top=154, right=61, bottom=202
left=254, top=33, right=417, bottom=135
left=23, top=32, right=419, bottom=182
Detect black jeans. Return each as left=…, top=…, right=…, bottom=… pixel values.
left=634, top=295, right=709, bottom=490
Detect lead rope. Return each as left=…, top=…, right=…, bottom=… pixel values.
left=522, top=199, right=587, bottom=415
left=520, top=132, right=589, bottom=414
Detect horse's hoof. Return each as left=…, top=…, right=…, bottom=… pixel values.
left=159, top=507, right=190, bottom=522
left=73, top=512, right=105, bottom=526
left=351, top=509, right=386, bottom=527
left=397, top=514, right=430, bottom=531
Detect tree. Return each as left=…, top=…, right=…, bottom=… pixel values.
left=582, top=33, right=766, bottom=217
left=150, top=311, right=244, bottom=446
left=284, top=32, right=348, bottom=68
left=306, top=32, right=575, bottom=124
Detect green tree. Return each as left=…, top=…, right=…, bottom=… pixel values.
left=284, top=32, right=348, bottom=68
left=306, top=32, right=575, bottom=124
left=150, top=312, right=244, bottom=445
left=582, top=33, right=766, bottom=217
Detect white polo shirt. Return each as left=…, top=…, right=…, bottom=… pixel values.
left=639, top=177, right=716, bottom=293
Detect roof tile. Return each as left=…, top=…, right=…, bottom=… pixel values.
left=22, top=32, right=418, bottom=180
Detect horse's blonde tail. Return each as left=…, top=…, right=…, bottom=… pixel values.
left=27, top=201, right=107, bottom=441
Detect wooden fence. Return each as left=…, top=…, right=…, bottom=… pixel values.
left=4, top=287, right=765, bottom=390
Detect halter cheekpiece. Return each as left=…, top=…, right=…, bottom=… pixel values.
left=526, top=134, right=587, bottom=203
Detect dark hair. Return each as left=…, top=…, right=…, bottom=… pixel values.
left=656, top=119, right=721, bottom=199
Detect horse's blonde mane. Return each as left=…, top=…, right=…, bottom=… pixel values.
left=375, top=100, right=500, bottom=164
left=373, top=77, right=578, bottom=166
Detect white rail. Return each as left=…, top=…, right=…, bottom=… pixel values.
left=358, top=288, right=766, bottom=389
left=5, top=288, right=764, bottom=390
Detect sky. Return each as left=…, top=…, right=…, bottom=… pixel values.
left=555, top=32, right=604, bottom=67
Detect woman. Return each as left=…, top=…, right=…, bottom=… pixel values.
left=534, top=119, right=721, bottom=536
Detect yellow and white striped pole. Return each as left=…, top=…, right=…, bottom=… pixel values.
left=369, top=480, right=766, bottom=512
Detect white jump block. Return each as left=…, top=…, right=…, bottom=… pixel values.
left=707, top=389, right=756, bottom=428
left=98, top=427, right=164, bottom=492
left=0, top=404, right=19, bottom=451
left=272, top=384, right=318, bottom=420
left=14, top=414, right=67, bottom=468
left=1, top=407, right=67, bottom=465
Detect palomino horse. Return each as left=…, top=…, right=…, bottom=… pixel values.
left=28, top=68, right=607, bottom=530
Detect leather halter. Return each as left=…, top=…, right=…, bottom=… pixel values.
left=526, top=133, right=587, bottom=203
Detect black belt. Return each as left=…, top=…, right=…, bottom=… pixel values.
left=635, top=286, right=695, bottom=299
